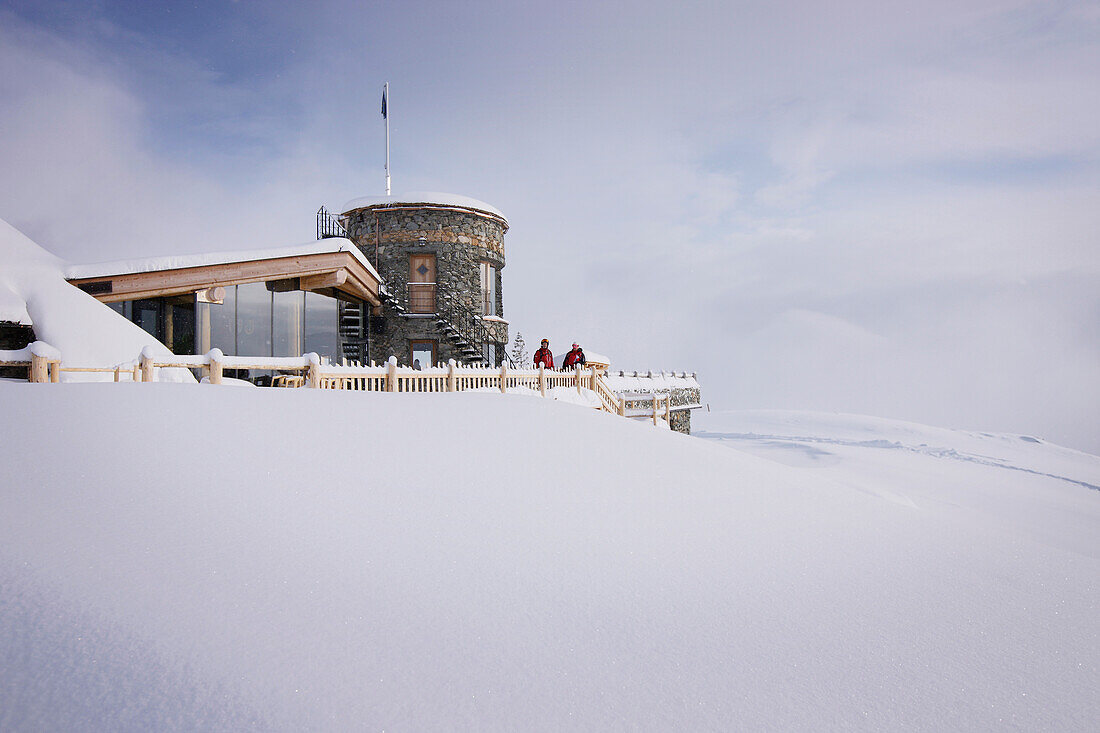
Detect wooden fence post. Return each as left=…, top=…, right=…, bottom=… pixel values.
left=538, top=364, right=546, bottom=397
left=132, top=364, right=140, bottom=382
left=140, top=350, right=155, bottom=383
left=114, top=366, right=121, bottom=383
left=447, top=359, right=457, bottom=392
left=49, top=361, right=60, bottom=383
left=209, top=349, right=223, bottom=385
left=30, top=353, right=48, bottom=383
left=307, top=359, right=321, bottom=389
left=576, top=365, right=582, bottom=394
left=653, top=394, right=659, bottom=426
left=500, top=362, right=508, bottom=394
left=386, top=357, right=397, bottom=392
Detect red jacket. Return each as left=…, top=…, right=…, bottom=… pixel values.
left=533, top=347, right=554, bottom=369
left=562, top=348, right=586, bottom=369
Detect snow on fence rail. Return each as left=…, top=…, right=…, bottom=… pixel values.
left=0, top=341, right=62, bottom=382
left=4, top=344, right=679, bottom=427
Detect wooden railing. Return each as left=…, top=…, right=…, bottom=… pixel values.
left=0, top=342, right=62, bottom=382
left=318, top=359, right=606, bottom=398
left=2, top=344, right=674, bottom=427
left=622, top=392, right=671, bottom=426
left=592, top=371, right=626, bottom=415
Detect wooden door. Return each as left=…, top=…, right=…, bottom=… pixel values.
left=408, top=254, right=436, bottom=313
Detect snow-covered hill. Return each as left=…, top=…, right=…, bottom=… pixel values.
left=695, top=409, right=1100, bottom=559
left=1, top=385, right=1097, bottom=731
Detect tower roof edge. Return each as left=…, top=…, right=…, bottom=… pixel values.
left=341, top=192, right=507, bottom=225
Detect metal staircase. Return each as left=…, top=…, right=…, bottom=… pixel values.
left=435, top=291, right=513, bottom=367
left=338, top=302, right=365, bottom=361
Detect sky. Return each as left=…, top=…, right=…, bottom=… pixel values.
left=0, top=0, right=1097, bottom=452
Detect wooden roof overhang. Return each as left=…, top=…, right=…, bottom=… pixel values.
left=67, top=250, right=383, bottom=308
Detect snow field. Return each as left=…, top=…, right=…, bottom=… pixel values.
left=0, top=385, right=1097, bottom=731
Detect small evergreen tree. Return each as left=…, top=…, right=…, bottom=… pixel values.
left=510, top=332, right=529, bottom=366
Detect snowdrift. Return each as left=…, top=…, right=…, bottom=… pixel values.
left=0, top=218, right=187, bottom=380
left=1, top=385, right=1097, bottom=731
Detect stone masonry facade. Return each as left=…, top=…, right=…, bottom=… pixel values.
left=669, top=385, right=701, bottom=433
left=621, top=384, right=701, bottom=434
left=343, top=205, right=508, bottom=366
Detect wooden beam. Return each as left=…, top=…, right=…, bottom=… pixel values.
left=69, top=251, right=381, bottom=307
left=340, top=276, right=382, bottom=307
left=300, top=270, right=348, bottom=291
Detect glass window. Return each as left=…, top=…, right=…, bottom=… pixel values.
left=199, top=285, right=236, bottom=355
left=196, top=302, right=211, bottom=354
left=273, top=289, right=305, bottom=357
left=236, top=282, right=272, bottom=357
left=304, top=291, right=340, bottom=362
left=133, top=299, right=162, bottom=339
left=107, top=301, right=130, bottom=318
left=410, top=340, right=435, bottom=369
left=165, top=296, right=196, bottom=355
left=479, top=262, right=496, bottom=316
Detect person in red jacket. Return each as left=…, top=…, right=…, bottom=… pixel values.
left=562, top=343, right=586, bottom=369
left=533, top=339, right=554, bottom=369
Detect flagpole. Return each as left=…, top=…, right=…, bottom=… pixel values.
left=383, top=82, right=391, bottom=196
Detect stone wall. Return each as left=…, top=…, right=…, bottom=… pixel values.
left=669, top=409, right=692, bottom=434
left=621, top=385, right=699, bottom=435
left=604, top=371, right=702, bottom=435
left=669, top=385, right=701, bottom=433
left=344, top=205, right=508, bottom=365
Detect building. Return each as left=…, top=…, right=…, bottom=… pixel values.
left=4, top=208, right=702, bottom=432
left=336, top=192, right=510, bottom=368
left=65, top=239, right=382, bottom=376
left=59, top=191, right=513, bottom=373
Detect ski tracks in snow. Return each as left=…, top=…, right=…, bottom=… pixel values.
left=696, top=431, right=1100, bottom=492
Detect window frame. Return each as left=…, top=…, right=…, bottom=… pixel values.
left=479, top=261, right=497, bottom=316
left=409, top=339, right=437, bottom=369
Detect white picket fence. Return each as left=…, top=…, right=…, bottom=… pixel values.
left=1, top=344, right=677, bottom=426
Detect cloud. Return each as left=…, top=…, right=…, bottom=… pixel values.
left=0, top=1, right=1097, bottom=452
left=0, top=9, right=371, bottom=262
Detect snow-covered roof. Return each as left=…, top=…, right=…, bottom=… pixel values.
left=0, top=282, right=31, bottom=325
left=603, top=371, right=700, bottom=393
left=341, top=192, right=507, bottom=224
left=0, top=217, right=188, bottom=379
left=64, top=238, right=380, bottom=283
left=550, top=349, right=610, bottom=368
left=585, top=350, right=610, bottom=366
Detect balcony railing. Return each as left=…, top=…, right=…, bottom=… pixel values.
left=316, top=206, right=347, bottom=240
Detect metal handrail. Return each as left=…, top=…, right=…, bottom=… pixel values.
left=435, top=291, right=515, bottom=367
left=316, top=206, right=347, bottom=239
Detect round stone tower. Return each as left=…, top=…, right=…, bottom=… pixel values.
left=341, top=192, right=509, bottom=367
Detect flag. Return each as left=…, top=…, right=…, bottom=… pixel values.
left=381, top=87, right=387, bottom=119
